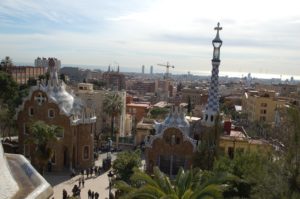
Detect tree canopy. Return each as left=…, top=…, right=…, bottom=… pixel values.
left=114, top=166, right=238, bottom=199
left=103, top=92, right=123, bottom=137
left=25, top=120, right=63, bottom=174
left=112, top=149, right=142, bottom=182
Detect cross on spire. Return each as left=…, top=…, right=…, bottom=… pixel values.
left=214, top=22, right=222, bottom=31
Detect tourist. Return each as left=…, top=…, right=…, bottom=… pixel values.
left=87, top=169, right=89, bottom=178
left=91, top=191, right=95, bottom=199
left=71, top=168, right=76, bottom=178
left=90, top=167, right=93, bottom=176
left=82, top=178, right=85, bottom=187
left=72, top=185, right=78, bottom=196
left=95, top=192, right=99, bottom=199
left=79, top=178, right=82, bottom=187
left=88, top=189, right=91, bottom=199
left=62, top=189, right=67, bottom=199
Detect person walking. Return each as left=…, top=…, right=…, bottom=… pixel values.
left=82, top=177, right=85, bottom=187
left=79, top=178, right=82, bottom=187
left=95, top=192, right=99, bottom=199
left=62, top=189, right=67, bottom=199
left=90, top=167, right=93, bottom=176
left=88, top=189, right=91, bottom=199
left=91, top=191, right=95, bottom=199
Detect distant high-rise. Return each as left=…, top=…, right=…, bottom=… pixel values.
left=142, top=65, right=145, bottom=74
left=150, top=65, right=153, bottom=75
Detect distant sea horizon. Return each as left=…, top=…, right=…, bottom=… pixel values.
left=15, top=62, right=299, bottom=81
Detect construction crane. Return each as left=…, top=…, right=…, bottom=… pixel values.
left=157, top=62, right=175, bottom=79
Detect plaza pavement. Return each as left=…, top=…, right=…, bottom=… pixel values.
left=45, top=152, right=117, bottom=199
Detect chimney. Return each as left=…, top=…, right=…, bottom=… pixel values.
left=224, top=120, right=231, bottom=135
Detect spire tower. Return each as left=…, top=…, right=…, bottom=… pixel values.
left=203, top=23, right=223, bottom=126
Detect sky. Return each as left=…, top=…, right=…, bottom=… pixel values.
left=0, top=0, right=300, bottom=77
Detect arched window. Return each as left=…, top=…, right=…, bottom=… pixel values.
left=48, top=109, right=55, bottom=118
left=210, top=115, right=214, bottom=122
left=28, top=107, right=34, bottom=116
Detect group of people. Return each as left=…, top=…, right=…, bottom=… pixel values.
left=62, top=163, right=107, bottom=198
left=80, top=166, right=102, bottom=178
left=78, top=177, right=85, bottom=188
left=62, top=185, right=81, bottom=199
left=88, top=189, right=100, bottom=199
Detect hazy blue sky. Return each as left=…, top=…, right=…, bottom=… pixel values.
left=0, top=0, right=300, bottom=76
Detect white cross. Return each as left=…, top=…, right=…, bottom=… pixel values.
left=34, top=93, right=46, bottom=105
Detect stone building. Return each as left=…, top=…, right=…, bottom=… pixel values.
left=242, top=90, right=286, bottom=123
left=75, top=83, right=127, bottom=137
left=145, top=105, right=198, bottom=175
left=16, top=58, right=96, bottom=171
left=5, top=65, right=47, bottom=84
left=102, top=66, right=125, bottom=91
left=181, top=88, right=208, bottom=106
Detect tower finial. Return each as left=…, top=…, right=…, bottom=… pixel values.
left=214, top=22, right=222, bottom=40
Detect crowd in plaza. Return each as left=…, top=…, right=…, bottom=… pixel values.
left=62, top=166, right=107, bottom=199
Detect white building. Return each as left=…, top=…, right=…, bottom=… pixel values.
left=75, top=83, right=127, bottom=137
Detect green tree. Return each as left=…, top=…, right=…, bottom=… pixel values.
left=284, top=107, right=300, bottom=196
left=112, top=150, right=142, bottom=182
left=0, top=71, right=20, bottom=138
left=0, top=71, right=18, bottom=105
left=25, top=120, right=63, bottom=175
left=27, top=77, right=37, bottom=86
left=193, top=114, right=222, bottom=170
left=115, top=167, right=229, bottom=199
left=0, top=56, right=13, bottom=68
left=213, top=151, right=290, bottom=198
left=103, top=92, right=123, bottom=138
left=150, top=107, right=169, bottom=119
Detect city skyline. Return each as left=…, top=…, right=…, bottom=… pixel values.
left=1, top=0, right=300, bottom=76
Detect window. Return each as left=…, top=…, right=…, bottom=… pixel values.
left=48, top=109, right=55, bottom=118
left=176, top=137, right=180, bottom=145
left=205, top=114, right=208, bottom=121
left=210, top=115, right=214, bottom=122
left=28, top=107, right=34, bottom=116
left=83, top=146, right=89, bottom=160
left=260, top=109, right=267, bottom=114
left=261, top=103, right=267, bottom=107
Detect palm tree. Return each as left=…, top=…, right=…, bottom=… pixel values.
left=114, top=167, right=231, bottom=199
left=25, top=120, right=63, bottom=175
left=103, top=92, right=123, bottom=139
left=0, top=56, right=13, bottom=68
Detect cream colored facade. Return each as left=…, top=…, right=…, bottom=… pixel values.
left=242, top=90, right=286, bottom=123
left=181, top=88, right=208, bottom=106
left=75, top=83, right=127, bottom=136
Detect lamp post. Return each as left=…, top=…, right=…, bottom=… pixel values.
left=107, top=170, right=114, bottom=199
